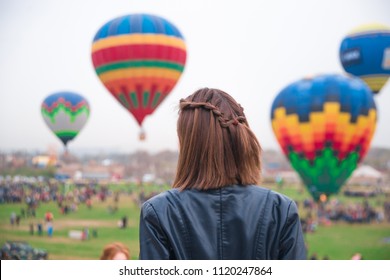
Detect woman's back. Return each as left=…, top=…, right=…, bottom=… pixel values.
left=139, top=185, right=306, bottom=260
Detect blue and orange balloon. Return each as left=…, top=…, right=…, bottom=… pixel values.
left=41, top=92, right=90, bottom=148
left=91, top=14, right=187, bottom=139
left=271, top=74, right=377, bottom=200
left=340, top=24, right=390, bottom=94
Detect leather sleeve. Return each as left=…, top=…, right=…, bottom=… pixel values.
left=139, top=202, right=172, bottom=260
left=278, top=200, right=307, bottom=260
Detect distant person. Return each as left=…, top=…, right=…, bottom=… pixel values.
left=100, top=242, right=130, bottom=260
left=384, top=202, right=390, bottom=222
left=86, top=198, right=92, bottom=209
left=37, top=221, right=43, bottom=236
left=47, top=221, right=53, bottom=237
left=45, top=211, right=53, bottom=222
left=114, top=192, right=120, bottom=203
left=10, top=211, right=16, bottom=226
left=122, top=216, right=128, bottom=229
left=82, top=228, right=89, bottom=241
left=139, top=88, right=306, bottom=260
left=21, top=208, right=26, bottom=218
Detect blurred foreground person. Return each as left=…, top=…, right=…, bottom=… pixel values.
left=139, top=88, right=306, bottom=260
left=100, top=242, right=130, bottom=260
left=351, top=253, right=363, bottom=260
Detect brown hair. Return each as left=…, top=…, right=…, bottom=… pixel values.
left=100, top=242, right=130, bottom=260
left=173, top=88, right=262, bottom=190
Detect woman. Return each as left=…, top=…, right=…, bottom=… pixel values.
left=100, top=242, right=130, bottom=260
left=139, top=88, right=306, bottom=260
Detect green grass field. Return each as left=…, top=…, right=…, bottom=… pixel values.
left=0, top=184, right=389, bottom=260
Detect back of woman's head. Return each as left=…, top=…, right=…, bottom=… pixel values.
left=173, top=88, right=262, bottom=190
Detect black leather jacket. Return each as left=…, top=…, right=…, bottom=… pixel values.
left=139, top=185, right=306, bottom=260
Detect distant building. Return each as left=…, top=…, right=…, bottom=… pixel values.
left=56, top=162, right=125, bottom=182
left=32, top=155, right=57, bottom=168
left=347, top=165, right=384, bottom=186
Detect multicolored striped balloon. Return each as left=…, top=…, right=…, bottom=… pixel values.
left=91, top=14, right=187, bottom=133
left=41, top=92, right=90, bottom=147
left=271, top=74, right=377, bottom=200
left=340, top=23, right=390, bottom=94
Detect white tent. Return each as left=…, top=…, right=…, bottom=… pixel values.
left=348, top=165, right=384, bottom=186
left=352, top=165, right=383, bottom=179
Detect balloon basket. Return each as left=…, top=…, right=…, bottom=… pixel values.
left=139, top=131, right=146, bottom=141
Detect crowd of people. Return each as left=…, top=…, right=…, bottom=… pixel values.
left=1, top=178, right=117, bottom=214
left=320, top=199, right=382, bottom=223
left=299, top=197, right=388, bottom=228
left=3, top=177, right=390, bottom=236
left=2, top=177, right=127, bottom=243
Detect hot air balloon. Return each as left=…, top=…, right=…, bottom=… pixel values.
left=91, top=14, right=187, bottom=140
left=41, top=92, right=90, bottom=150
left=271, top=74, right=377, bottom=201
left=339, top=23, right=390, bottom=94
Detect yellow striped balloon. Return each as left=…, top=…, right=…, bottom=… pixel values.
left=91, top=14, right=186, bottom=138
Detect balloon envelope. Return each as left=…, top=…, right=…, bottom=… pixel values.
left=91, top=14, right=187, bottom=129
left=271, top=74, right=377, bottom=200
left=339, top=23, right=390, bottom=93
left=41, top=92, right=90, bottom=147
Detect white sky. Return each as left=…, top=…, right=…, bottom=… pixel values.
left=0, top=0, right=389, bottom=154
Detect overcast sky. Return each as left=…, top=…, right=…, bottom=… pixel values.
left=0, top=0, right=389, bottom=154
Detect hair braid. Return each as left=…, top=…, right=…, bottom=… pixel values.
left=180, top=99, right=246, bottom=128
